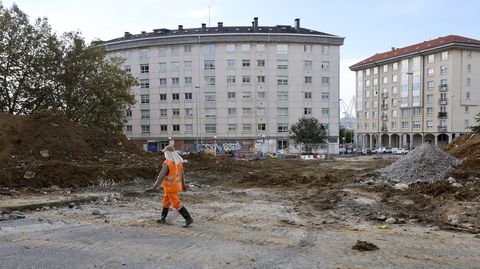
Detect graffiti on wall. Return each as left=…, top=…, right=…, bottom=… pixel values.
left=195, top=142, right=242, bottom=153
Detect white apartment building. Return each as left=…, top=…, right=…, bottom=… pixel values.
left=350, top=35, right=480, bottom=149
left=103, top=18, right=344, bottom=153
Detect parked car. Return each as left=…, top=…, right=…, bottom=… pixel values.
left=392, top=148, right=408, bottom=155
left=378, top=147, right=386, bottom=154
left=361, top=148, right=372, bottom=155
left=384, top=147, right=392, bottom=154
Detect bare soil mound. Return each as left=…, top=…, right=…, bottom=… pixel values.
left=444, top=133, right=480, bottom=179
left=0, top=111, right=162, bottom=188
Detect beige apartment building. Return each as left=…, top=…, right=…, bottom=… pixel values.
left=102, top=18, right=344, bottom=153
left=350, top=35, right=480, bottom=150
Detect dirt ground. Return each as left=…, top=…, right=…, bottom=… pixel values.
left=1, top=111, right=480, bottom=268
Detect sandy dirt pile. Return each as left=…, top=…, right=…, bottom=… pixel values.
left=0, top=111, right=162, bottom=188
left=444, top=133, right=480, bottom=179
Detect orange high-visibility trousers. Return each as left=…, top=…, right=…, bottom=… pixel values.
left=162, top=192, right=183, bottom=209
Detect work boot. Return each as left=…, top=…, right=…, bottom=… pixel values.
left=178, top=206, right=193, bottom=228
left=156, top=207, right=169, bottom=224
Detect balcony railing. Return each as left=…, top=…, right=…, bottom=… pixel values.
left=438, top=112, right=447, bottom=119
left=439, top=84, right=448, bottom=92
left=381, top=104, right=388, bottom=110
left=381, top=92, right=388, bottom=98
left=437, top=125, right=447, bottom=132
left=439, top=98, right=448, bottom=105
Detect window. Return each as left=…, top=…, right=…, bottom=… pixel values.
left=140, top=79, right=150, bottom=89
left=185, top=108, right=193, bottom=116
left=304, top=76, right=312, bottom=84
left=392, top=74, right=398, bottom=83
left=205, top=93, right=216, bottom=101
left=204, top=108, right=217, bottom=118
left=382, top=76, right=388, bottom=84
left=467, top=64, right=471, bottom=72
left=158, top=48, right=166, bottom=57
left=466, top=78, right=471, bottom=86
left=440, top=65, right=448, bottom=75
left=467, top=50, right=472, bottom=59
left=126, top=109, right=132, bottom=117
left=242, top=108, right=252, bottom=115
left=441, top=51, right=448, bottom=61
left=277, top=76, right=288, bottom=85
left=156, top=77, right=167, bottom=87
left=391, top=122, right=397, bottom=129
left=141, top=110, right=150, bottom=119
left=140, top=64, right=149, bottom=73
left=373, top=67, right=378, bottom=74
left=365, top=80, right=371, bottom=87
left=204, top=76, right=216, bottom=85
left=392, top=86, right=398, bottom=94
left=160, top=125, right=167, bottom=132
left=428, top=54, right=435, bottom=63
left=227, top=60, right=236, bottom=67
left=392, top=110, right=397, bottom=118
left=401, top=108, right=409, bottom=117
left=257, top=60, right=265, bottom=67
left=242, top=91, right=251, bottom=99
left=126, top=125, right=132, bottom=132
left=277, top=107, right=288, bottom=116
left=141, top=125, right=150, bottom=134
left=241, top=44, right=250, bottom=52
left=242, top=60, right=250, bottom=67
left=171, top=61, right=179, bottom=69
left=171, top=77, right=179, bottom=85
left=139, top=49, right=148, bottom=58
left=257, top=92, right=266, bottom=99
left=440, top=79, right=447, bottom=87
left=392, top=62, right=398, bottom=71
left=125, top=65, right=131, bottom=73
left=160, top=93, right=167, bottom=101
left=140, top=94, right=150, bottom=104
left=321, top=61, right=329, bottom=70
left=257, top=124, right=266, bottom=131
left=426, top=94, right=433, bottom=102
left=228, top=124, right=236, bottom=131
left=257, top=76, right=265, bottom=83
left=185, top=124, right=193, bottom=132
left=202, top=44, right=216, bottom=54
left=184, top=61, right=192, bottom=68
left=172, top=93, right=180, bottom=100
left=242, top=124, right=251, bottom=131
left=383, top=65, right=388, bottom=72
left=413, top=108, right=420, bottom=116
left=322, top=92, right=329, bottom=99
left=227, top=92, right=236, bottom=99
left=465, top=106, right=469, bottom=113
left=465, top=120, right=470, bottom=129
left=227, top=76, right=236, bottom=84
left=304, top=44, right=313, bottom=52
left=426, top=120, right=433, bottom=128
left=172, top=109, right=180, bottom=116
left=427, top=81, right=434, bottom=89
left=373, top=78, right=378, bottom=86
left=184, top=45, right=192, bottom=53
left=304, top=60, right=312, bottom=69
left=257, top=108, right=266, bottom=115
left=321, top=45, right=329, bottom=54
left=277, top=92, right=288, bottom=101
left=365, top=69, right=371, bottom=76
left=159, top=62, right=167, bottom=70
left=160, top=109, right=167, bottom=117
left=401, top=121, right=409, bottom=129
left=184, top=77, right=192, bottom=85
left=205, top=124, right=216, bottom=133
left=321, top=77, right=330, bottom=85
left=277, top=124, right=288, bottom=133
left=226, top=44, right=236, bottom=52
left=204, top=60, right=215, bottom=70
left=427, top=107, right=433, bottom=115
left=277, top=60, right=288, bottom=69
left=304, top=92, right=312, bottom=99
left=322, top=108, right=329, bottom=115
left=242, top=76, right=251, bottom=83
left=427, top=68, right=434, bottom=76
left=276, top=44, right=288, bottom=54
left=304, top=108, right=312, bottom=115
left=466, top=91, right=471, bottom=100
left=227, top=108, right=236, bottom=115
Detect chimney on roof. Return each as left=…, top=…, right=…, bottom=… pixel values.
left=391, top=47, right=396, bottom=51
left=141, top=31, right=146, bottom=34
left=294, top=18, right=300, bottom=31
left=218, top=22, right=223, bottom=28
left=254, top=17, right=258, bottom=31
left=124, top=32, right=131, bottom=38
left=178, top=25, right=183, bottom=31
left=201, top=23, right=206, bottom=30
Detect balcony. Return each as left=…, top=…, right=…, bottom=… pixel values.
left=381, top=115, right=388, bottom=121
left=439, top=84, right=448, bottom=92
left=438, top=112, right=447, bottom=119
left=381, top=127, right=388, bottom=132
left=381, top=104, right=388, bottom=110
left=381, top=92, right=388, bottom=98
left=437, top=125, right=447, bottom=132
left=439, top=98, right=448, bottom=105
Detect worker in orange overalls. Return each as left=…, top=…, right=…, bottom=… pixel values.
left=148, top=145, right=193, bottom=227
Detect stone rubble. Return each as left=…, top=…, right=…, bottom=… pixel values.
left=379, top=143, right=462, bottom=184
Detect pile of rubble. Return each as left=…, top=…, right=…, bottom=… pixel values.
left=379, top=143, right=462, bottom=184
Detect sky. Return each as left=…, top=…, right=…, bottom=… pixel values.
left=3, top=0, right=479, bottom=116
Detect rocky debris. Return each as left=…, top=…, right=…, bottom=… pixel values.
left=1, top=211, right=26, bottom=221
left=40, top=150, right=50, bottom=158
left=385, top=217, right=397, bottom=224
left=447, top=214, right=462, bottom=225
left=23, top=171, right=36, bottom=179
left=91, top=209, right=101, bottom=215
left=379, top=143, right=462, bottom=184
left=352, top=240, right=379, bottom=251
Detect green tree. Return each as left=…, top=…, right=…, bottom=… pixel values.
left=470, top=113, right=480, bottom=133
left=289, top=117, right=328, bottom=153
left=339, top=127, right=354, bottom=144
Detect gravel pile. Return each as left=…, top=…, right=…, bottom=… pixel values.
left=379, top=143, right=462, bottom=183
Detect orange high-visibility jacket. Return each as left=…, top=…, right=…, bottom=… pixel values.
left=161, top=159, right=183, bottom=193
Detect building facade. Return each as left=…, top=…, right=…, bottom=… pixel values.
left=103, top=18, right=344, bottom=153
left=350, top=35, right=480, bottom=149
